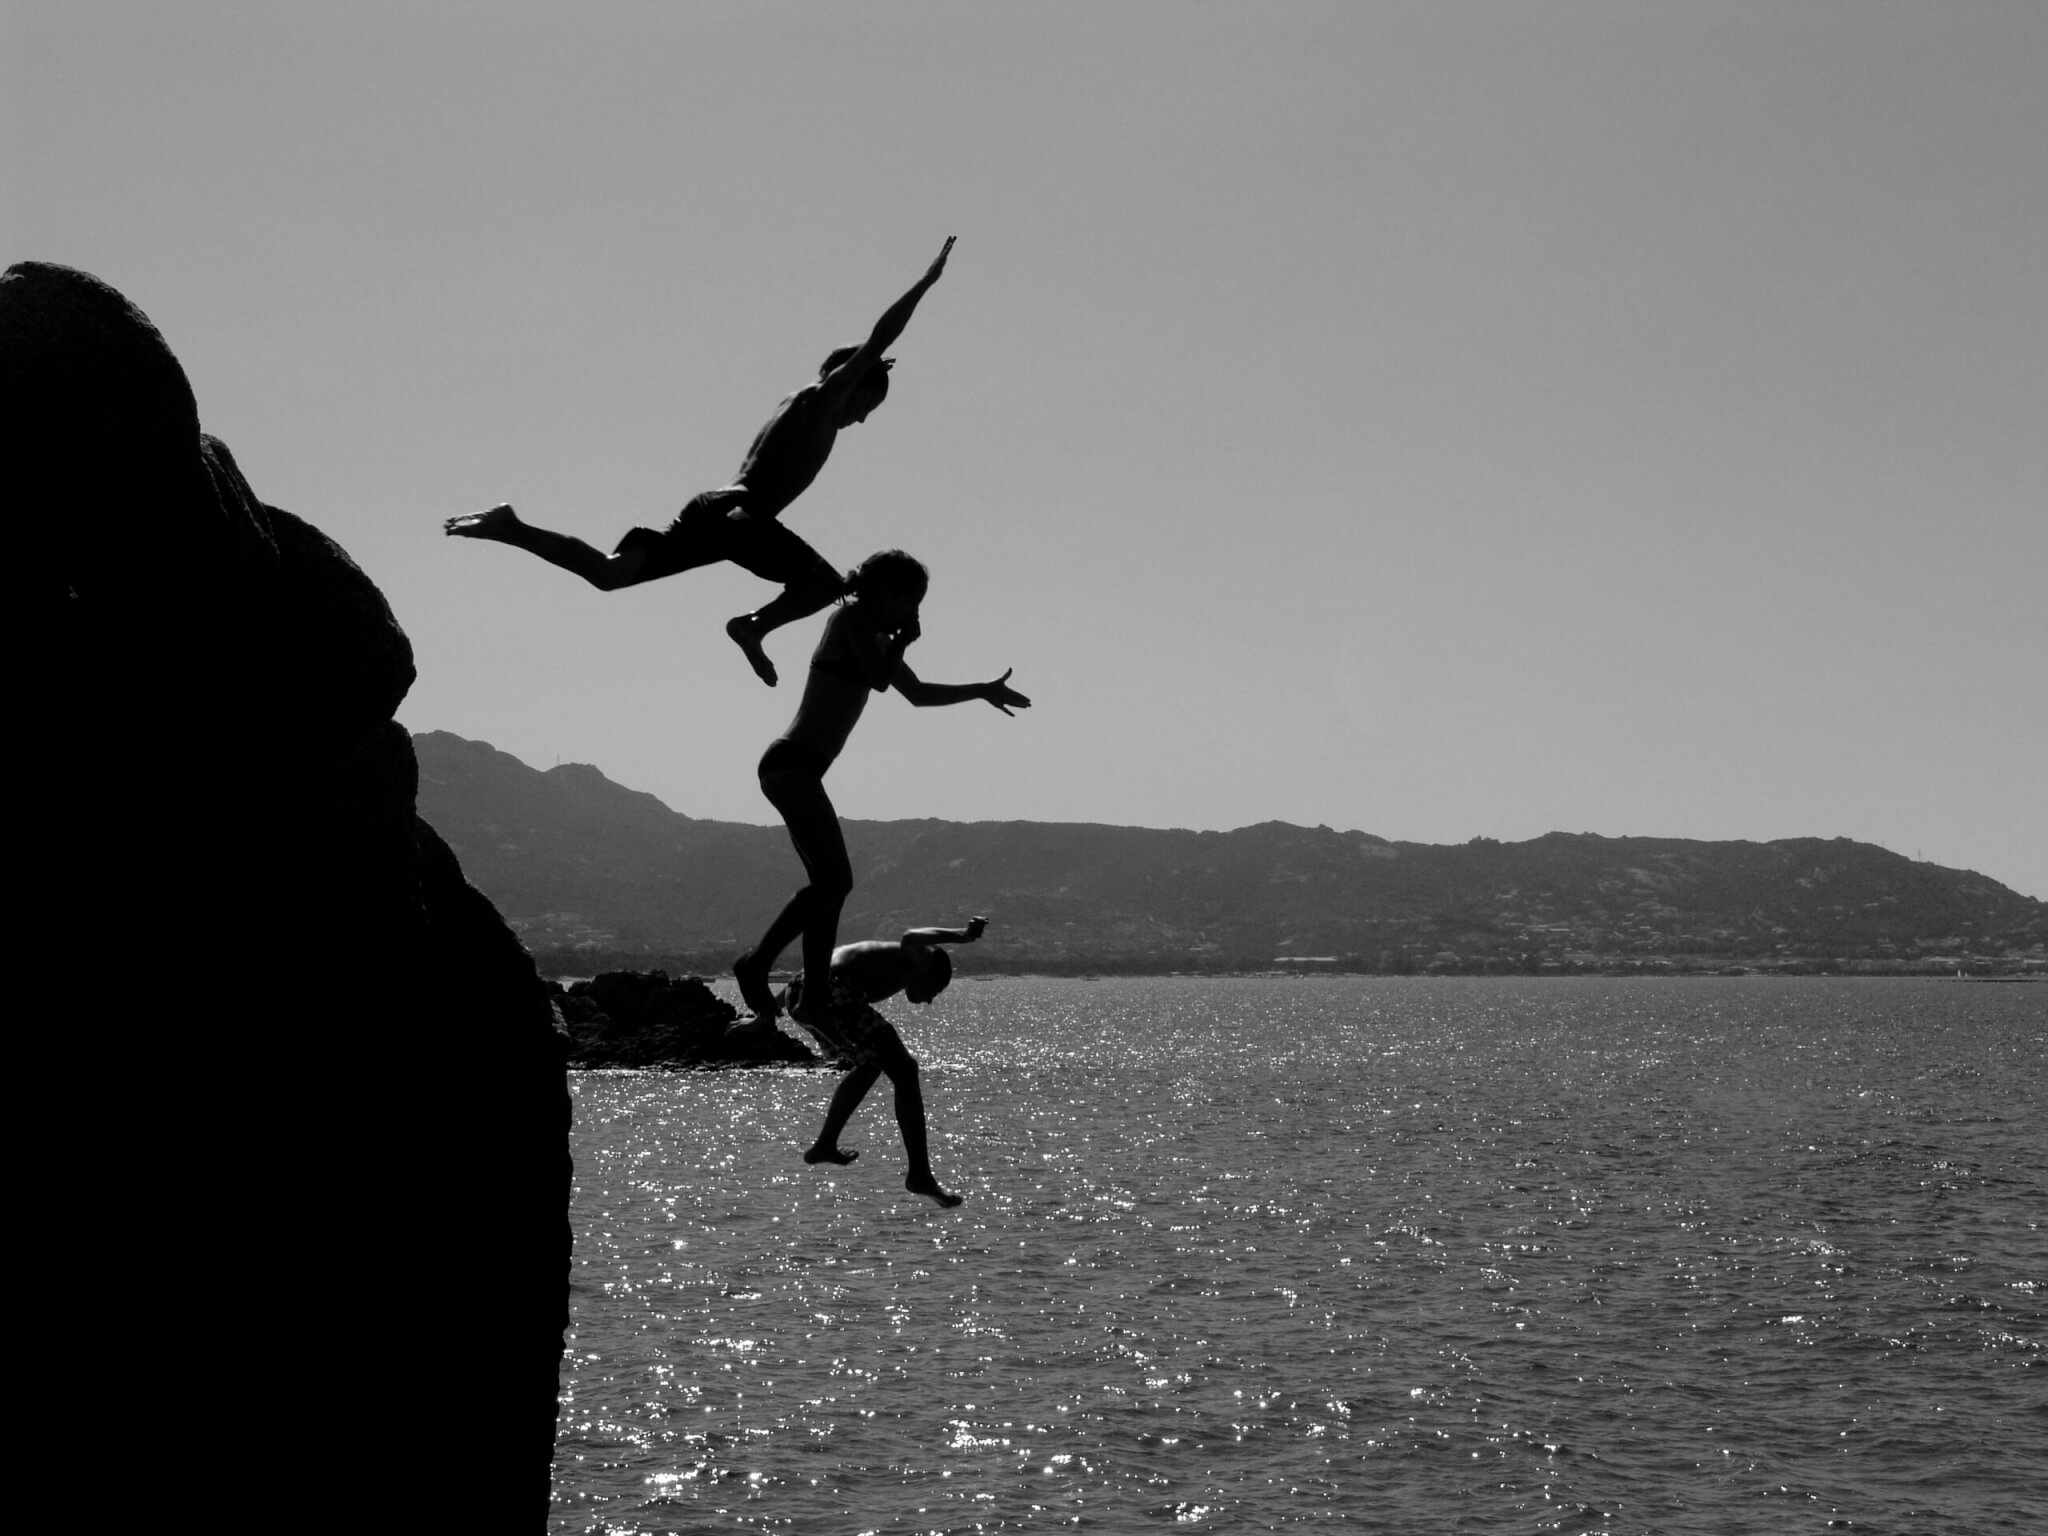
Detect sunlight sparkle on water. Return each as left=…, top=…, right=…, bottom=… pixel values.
left=553, top=977, right=2046, bottom=1533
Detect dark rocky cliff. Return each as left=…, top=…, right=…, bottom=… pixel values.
left=4, top=262, right=567, bottom=1530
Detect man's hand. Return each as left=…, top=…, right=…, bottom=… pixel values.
left=923, top=236, right=956, bottom=286
left=964, top=916, right=988, bottom=942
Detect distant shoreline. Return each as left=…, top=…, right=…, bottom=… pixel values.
left=538, top=961, right=2045, bottom=985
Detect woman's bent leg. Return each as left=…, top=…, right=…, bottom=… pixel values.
left=754, top=768, right=852, bottom=1008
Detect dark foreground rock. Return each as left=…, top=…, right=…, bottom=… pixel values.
left=5, top=262, right=568, bottom=1531
left=557, top=971, right=820, bottom=1068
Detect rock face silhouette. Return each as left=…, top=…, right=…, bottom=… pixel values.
left=4, top=262, right=568, bottom=1530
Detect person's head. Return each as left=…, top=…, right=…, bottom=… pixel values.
left=845, top=548, right=928, bottom=624
left=904, top=945, right=953, bottom=1004
left=821, top=345, right=892, bottom=425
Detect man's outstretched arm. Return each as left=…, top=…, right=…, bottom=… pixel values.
left=902, top=916, right=988, bottom=949
left=817, top=237, right=955, bottom=404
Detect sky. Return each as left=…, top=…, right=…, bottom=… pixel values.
left=8, top=1, right=2046, bottom=899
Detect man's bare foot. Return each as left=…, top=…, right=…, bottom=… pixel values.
left=906, top=1174, right=963, bottom=1209
left=805, top=1144, right=859, bottom=1166
left=726, top=615, right=778, bottom=686
left=733, top=954, right=778, bottom=1019
left=445, top=503, right=520, bottom=540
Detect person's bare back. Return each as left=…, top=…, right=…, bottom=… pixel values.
left=724, top=385, right=853, bottom=522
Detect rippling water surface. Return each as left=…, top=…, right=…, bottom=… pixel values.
left=551, top=978, right=2045, bottom=1534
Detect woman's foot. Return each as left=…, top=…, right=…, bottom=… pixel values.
left=733, top=953, right=778, bottom=1019
left=804, top=1144, right=859, bottom=1166
left=905, top=1174, right=963, bottom=1209
left=444, top=502, right=520, bottom=539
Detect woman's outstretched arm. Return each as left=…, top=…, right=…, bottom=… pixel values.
left=892, top=662, right=1030, bottom=714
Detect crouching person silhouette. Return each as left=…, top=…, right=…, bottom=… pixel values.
left=790, top=917, right=990, bottom=1207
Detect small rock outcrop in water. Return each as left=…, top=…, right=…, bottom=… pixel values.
left=4, top=262, right=568, bottom=1532
left=556, top=971, right=821, bottom=1067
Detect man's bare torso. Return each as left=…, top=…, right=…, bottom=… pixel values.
left=729, top=386, right=838, bottom=520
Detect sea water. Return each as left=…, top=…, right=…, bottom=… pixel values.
left=550, top=978, right=2046, bottom=1534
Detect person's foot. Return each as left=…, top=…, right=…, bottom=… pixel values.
left=733, top=953, right=778, bottom=1019
left=906, top=1174, right=964, bottom=1209
left=804, top=1144, right=859, bottom=1166
left=726, top=615, right=777, bottom=686
left=444, top=502, right=519, bottom=539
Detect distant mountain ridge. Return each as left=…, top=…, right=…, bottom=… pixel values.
left=414, top=731, right=2048, bottom=974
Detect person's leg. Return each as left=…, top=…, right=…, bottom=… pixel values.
left=868, top=1028, right=962, bottom=1207
left=724, top=522, right=847, bottom=685
left=744, top=767, right=851, bottom=1018
left=805, top=1060, right=882, bottom=1165
left=448, top=489, right=747, bottom=591
left=731, top=950, right=779, bottom=1019
left=443, top=504, right=657, bottom=590
left=737, top=881, right=813, bottom=1015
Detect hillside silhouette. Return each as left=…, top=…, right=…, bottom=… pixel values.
left=415, top=731, right=2047, bottom=975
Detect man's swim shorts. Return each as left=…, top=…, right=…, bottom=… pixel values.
left=614, top=488, right=842, bottom=589
left=786, top=975, right=903, bottom=1067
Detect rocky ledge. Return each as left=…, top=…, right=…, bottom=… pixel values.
left=556, top=971, right=823, bottom=1068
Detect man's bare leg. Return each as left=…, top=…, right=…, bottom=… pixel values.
left=445, top=503, right=648, bottom=591
left=806, top=1061, right=881, bottom=1166
left=882, top=1052, right=963, bottom=1207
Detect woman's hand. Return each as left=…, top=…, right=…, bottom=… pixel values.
left=983, top=669, right=1030, bottom=715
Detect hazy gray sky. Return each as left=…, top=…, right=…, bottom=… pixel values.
left=10, top=1, right=2045, bottom=898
